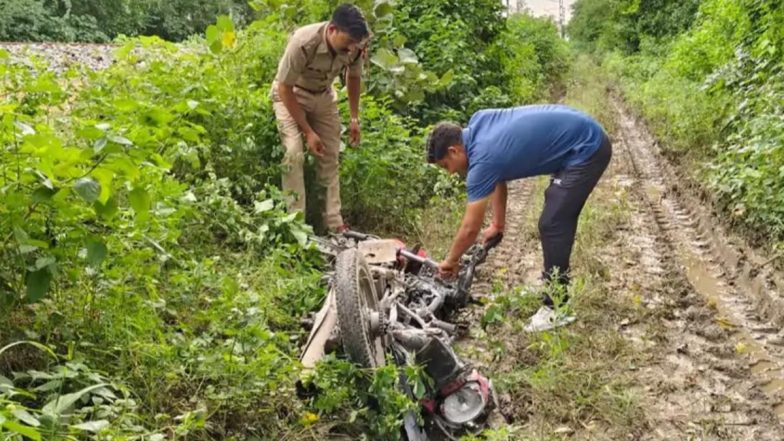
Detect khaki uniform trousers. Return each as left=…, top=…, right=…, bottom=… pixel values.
left=272, top=86, right=343, bottom=229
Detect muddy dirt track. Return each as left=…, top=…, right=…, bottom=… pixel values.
left=460, top=97, right=784, bottom=440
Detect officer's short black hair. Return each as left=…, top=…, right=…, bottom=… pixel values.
left=426, top=122, right=463, bottom=163
left=331, top=3, right=370, bottom=41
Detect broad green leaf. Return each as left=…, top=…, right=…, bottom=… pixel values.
left=29, top=76, right=61, bottom=94
left=206, top=25, right=219, bottom=43
left=32, top=187, right=58, bottom=203
left=439, top=69, right=454, bottom=87
left=33, top=170, right=54, bottom=190
left=129, top=188, right=150, bottom=220
left=374, top=0, right=394, bottom=18
left=142, top=107, right=174, bottom=126
left=95, top=198, right=119, bottom=220
left=42, top=383, right=108, bottom=417
left=393, top=35, right=407, bottom=47
left=86, top=240, right=107, bottom=267
left=25, top=268, right=52, bottom=303
left=12, top=409, right=40, bottom=427
left=114, top=42, right=133, bottom=59
left=217, top=16, right=235, bottom=32
left=398, top=48, right=418, bottom=64
left=370, top=48, right=398, bottom=69
left=19, top=245, right=38, bottom=254
left=108, top=135, right=133, bottom=146
left=93, top=137, right=108, bottom=153
left=74, top=178, right=100, bottom=203
left=25, top=239, right=50, bottom=249
left=413, top=377, right=426, bottom=399
left=33, top=257, right=55, bottom=271
left=2, top=420, right=41, bottom=441
left=93, top=168, right=113, bottom=204
left=112, top=99, right=138, bottom=112
left=72, top=419, right=110, bottom=432
left=34, top=379, right=64, bottom=392
left=209, top=39, right=223, bottom=54
left=292, top=229, right=308, bottom=246
left=254, top=199, right=274, bottom=213
left=15, top=122, right=35, bottom=136
left=13, top=226, right=29, bottom=242
left=181, top=191, right=197, bottom=203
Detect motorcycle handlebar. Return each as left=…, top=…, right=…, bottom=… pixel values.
left=397, top=248, right=440, bottom=270
left=397, top=234, right=502, bottom=272
left=342, top=230, right=370, bottom=241
left=483, top=233, right=503, bottom=251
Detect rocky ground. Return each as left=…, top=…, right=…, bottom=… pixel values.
left=1, top=42, right=115, bottom=73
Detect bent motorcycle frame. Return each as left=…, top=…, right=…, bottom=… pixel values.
left=300, top=233, right=502, bottom=439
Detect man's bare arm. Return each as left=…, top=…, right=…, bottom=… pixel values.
left=490, top=181, right=508, bottom=229
left=446, top=197, right=490, bottom=264
left=347, top=73, right=361, bottom=120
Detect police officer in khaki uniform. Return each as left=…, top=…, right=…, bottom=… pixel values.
left=271, top=4, right=370, bottom=233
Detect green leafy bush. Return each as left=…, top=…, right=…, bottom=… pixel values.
left=0, top=0, right=109, bottom=42
left=1, top=4, right=570, bottom=439
left=568, top=0, right=701, bottom=53
left=574, top=0, right=784, bottom=246
left=0, top=0, right=253, bottom=43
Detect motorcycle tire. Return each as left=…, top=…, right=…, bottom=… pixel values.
left=335, top=248, right=386, bottom=368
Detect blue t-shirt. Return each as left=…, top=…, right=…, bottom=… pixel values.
left=464, top=104, right=606, bottom=201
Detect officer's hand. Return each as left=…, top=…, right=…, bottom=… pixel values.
left=305, top=131, right=325, bottom=157
left=349, top=118, right=361, bottom=147
left=438, top=259, right=459, bottom=280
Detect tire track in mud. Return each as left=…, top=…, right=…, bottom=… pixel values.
left=612, top=97, right=784, bottom=440
left=451, top=97, right=784, bottom=439
left=472, top=178, right=542, bottom=298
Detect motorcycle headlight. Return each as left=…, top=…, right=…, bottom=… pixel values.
left=441, top=381, right=487, bottom=425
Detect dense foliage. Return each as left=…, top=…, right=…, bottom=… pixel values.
left=568, top=0, right=701, bottom=53
left=1, top=2, right=568, bottom=439
left=0, top=0, right=253, bottom=42
left=570, top=0, right=784, bottom=247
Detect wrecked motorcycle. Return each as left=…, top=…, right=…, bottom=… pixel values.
left=300, top=231, right=502, bottom=440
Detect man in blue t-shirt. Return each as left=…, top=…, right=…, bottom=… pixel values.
left=426, top=104, right=612, bottom=331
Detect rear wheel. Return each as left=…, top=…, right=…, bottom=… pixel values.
left=335, top=248, right=386, bottom=367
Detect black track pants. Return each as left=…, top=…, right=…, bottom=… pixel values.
left=539, top=135, right=612, bottom=296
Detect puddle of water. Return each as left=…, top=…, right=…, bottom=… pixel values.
left=681, top=253, right=784, bottom=417
left=762, top=379, right=784, bottom=395
left=752, top=360, right=775, bottom=374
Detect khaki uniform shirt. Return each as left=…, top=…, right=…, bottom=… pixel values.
left=273, top=22, right=364, bottom=96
